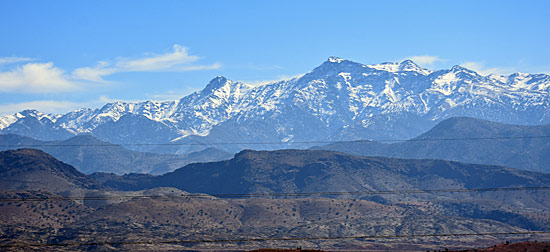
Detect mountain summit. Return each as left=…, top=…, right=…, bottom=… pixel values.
left=1, top=57, right=549, bottom=154
left=202, top=75, right=230, bottom=93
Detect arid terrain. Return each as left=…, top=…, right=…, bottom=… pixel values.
left=1, top=149, right=549, bottom=251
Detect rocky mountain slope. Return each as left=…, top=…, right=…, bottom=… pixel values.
left=108, top=149, right=550, bottom=199
left=97, top=149, right=550, bottom=231
left=4, top=191, right=533, bottom=251
left=49, top=197, right=532, bottom=251
left=0, top=149, right=101, bottom=197
left=311, top=117, right=550, bottom=172
left=2, top=57, right=549, bottom=154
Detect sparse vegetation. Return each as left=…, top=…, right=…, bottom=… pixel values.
left=1, top=149, right=549, bottom=251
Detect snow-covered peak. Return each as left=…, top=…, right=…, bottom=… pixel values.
left=303, top=57, right=364, bottom=82
left=98, top=101, right=129, bottom=113
left=451, top=65, right=474, bottom=73
left=365, top=60, right=431, bottom=75
left=16, top=109, right=38, bottom=117
left=209, top=75, right=229, bottom=86
left=0, top=115, right=18, bottom=130
left=199, top=76, right=254, bottom=98
left=366, top=62, right=400, bottom=72
left=328, top=56, right=345, bottom=63
left=487, top=74, right=508, bottom=84
left=398, top=59, right=432, bottom=75
left=201, top=75, right=233, bottom=94
left=399, top=59, right=418, bottom=68
left=314, top=56, right=358, bottom=71
left=14, top=109, right=60, bottom=122
left=508, top=72, right=530, bottom=79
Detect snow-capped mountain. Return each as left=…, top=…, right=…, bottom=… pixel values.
left=2, top=57, right=549, bottom=153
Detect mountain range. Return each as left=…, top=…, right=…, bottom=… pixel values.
left=312, top=117, right=550, bottom=172
left=1, top=116, right=547, bottom=175
left=1, top=57, right=549, bottom=154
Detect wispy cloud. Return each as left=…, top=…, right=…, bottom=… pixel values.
left=116, top=44, right=199, bottom=71
left=72, top=44, right=221, bottom=82
left=71, top=61, right=118, bottom=82
left=179, top=63, right=222, bottom=71
left=402, top=55, right=444, bottom=67
left=0, top=45, right=220, bottom=94
left=0, top=100, right=85, bottom=115
left=243, top=73, right=305, bottom=86
left=461, top=62, right=516, bottom=76
left=0, top=62, right=79, bottom=93
left=0, top=57, right=35, bottom=65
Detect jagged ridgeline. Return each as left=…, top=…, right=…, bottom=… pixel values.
left=1, top=57, right=549, bottom=154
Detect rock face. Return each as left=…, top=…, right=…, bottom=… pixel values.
left=2, top=57, right=550, bottom=154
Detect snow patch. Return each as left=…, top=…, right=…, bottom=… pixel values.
left=367, top=62, right=400, bottom=72
left=328, top=56, right=345, bottom=63
left=281, top=135, right=294, bottom=142
left=0, top=115, right=18, bottom=130
left=431, top=72, right=459, bottom=95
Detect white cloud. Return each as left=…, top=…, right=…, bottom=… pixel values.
left=71, top=61, right=117, bottom=82
left=115, top=44, right=198, bottom=71
left=0, top=57, right=35, bottom=65
left=179, top=62, right=223, bottom=71
left=72, top=44, right=221, bottom=82
left=0, top=45, right=220, bottom=93
left=461, top=62, right=516, bottom=76
left=402, top=55, right=444, bottom=67
left=0, top=62, right=79, bottom=93
left=407, top=55, right=442, bottom=65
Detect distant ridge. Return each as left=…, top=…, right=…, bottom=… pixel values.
left=312, top=117, right=550, bottom=172
left=0, top=134, right=232, bottom=174
left=102, top=148, right=550, bottom=200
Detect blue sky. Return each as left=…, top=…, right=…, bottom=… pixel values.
left=1, top=0, right=549, bottom=115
